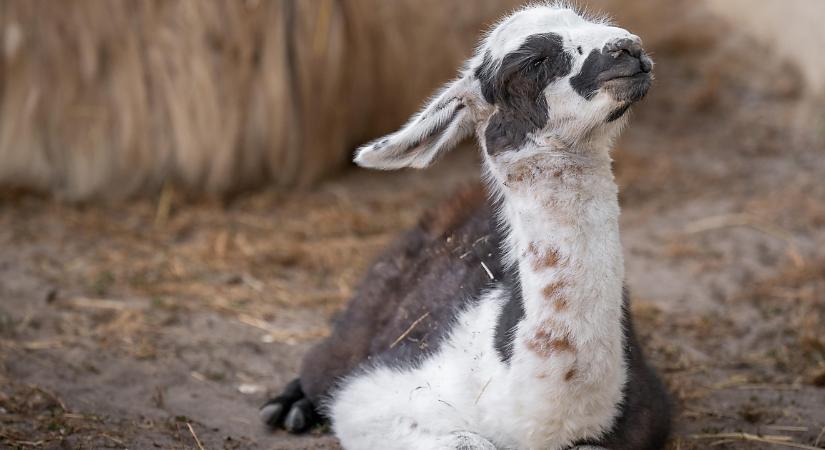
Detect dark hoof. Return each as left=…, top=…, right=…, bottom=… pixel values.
left=284, top=398, right=316, bottom=433
left=260, top=379, right=321, bottom=433
left=260, top=378, right=303, bottom=428
left=259, top=402, right=286, bottom=427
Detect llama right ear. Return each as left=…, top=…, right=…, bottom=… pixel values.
left=354, top=75, right=480, bottom=170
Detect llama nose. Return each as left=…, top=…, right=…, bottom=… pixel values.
left=604, top=37, right=652, bottom=73
left=604, top=37, right=642, bottom=58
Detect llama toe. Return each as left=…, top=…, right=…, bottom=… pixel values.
left=259, top=402, right=287, bottom=427
left=283, top=405, right=306, bottom=432
left=260, top=378, right=305, bottom=428
left=284, top=398, right=317, bottom=433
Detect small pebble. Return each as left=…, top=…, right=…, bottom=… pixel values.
left=238, top=383, right=264, bottom=395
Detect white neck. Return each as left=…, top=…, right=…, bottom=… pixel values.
left=485, top=141, right=627, bottom=446
left=493, top=143, right=624, bottom=327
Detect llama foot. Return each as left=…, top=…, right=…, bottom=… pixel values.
left=283, top=398, right=319, bottom=433
left=260, top=379, right=320, bottom=433
left=450, top=431, right=497, bottom=450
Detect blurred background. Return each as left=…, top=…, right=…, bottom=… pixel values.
left=1, top=1, right=823, bottom=449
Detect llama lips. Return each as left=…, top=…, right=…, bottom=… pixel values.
left=603, top=70, right=650, bottom=82
left=598, top=52, right=653, bottom=104
left=604, top=71, right=652, bottom=103
left=570, top=43, right=653, bottom=102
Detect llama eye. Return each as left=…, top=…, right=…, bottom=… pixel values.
left=577, top=46, right=583, bottom=55
left=531, top=57, right=547, bottom=68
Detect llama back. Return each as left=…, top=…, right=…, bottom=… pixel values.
left=299, top=185, right=503, bottom=406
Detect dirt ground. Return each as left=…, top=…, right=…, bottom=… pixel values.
left=3, top=14, right=825, bottom=450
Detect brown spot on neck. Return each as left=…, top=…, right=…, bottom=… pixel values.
left=525, top=327, right=575, bottom=358
left=503, top=154, right=547, bottom=186
left=564, top=366, right=577, bottom=381
left=536, top=248, right=561, bottom=271
left=548, top=335, right=574, bottom=353
left=506, top=164, right=533, bottom=185
left=502, top=153, right=595, bottom=189
left=527, top=243, right=561, bottom=272
left=553, top=297, right=568, bottom=312
left=541, top=280, right=565, bottom=300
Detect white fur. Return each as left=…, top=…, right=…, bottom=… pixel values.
left=338, top=4, right=644, bottom=449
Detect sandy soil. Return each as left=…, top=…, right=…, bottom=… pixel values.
left=2, top=10, right=825, bottom=450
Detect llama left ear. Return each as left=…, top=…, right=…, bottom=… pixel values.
left=354, top=75, right=479, bottom=170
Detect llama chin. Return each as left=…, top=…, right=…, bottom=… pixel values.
left=262, top=4, right=670, bottom=449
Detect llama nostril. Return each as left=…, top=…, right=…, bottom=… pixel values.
left=605, top=38, right=642, bottom=59
left=639, top=54, right=653, bottom=73
left=604, top=37, right=651, bottom=74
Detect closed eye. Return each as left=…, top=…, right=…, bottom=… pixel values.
left=531, top=57, right=548, bottom=68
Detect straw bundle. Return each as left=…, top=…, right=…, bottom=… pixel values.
left=3, top=0, right=819, bottom=200
left=0, top=0, right=520, bottom=199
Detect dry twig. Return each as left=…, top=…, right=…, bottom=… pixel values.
left=390, top=312, right=430, bottom=349
left=186, top=423, right=207, bottom=450
left=65, top=297, right=133, bottom=311
left=815, top=425, right=825, bottom=447
left=234, top=313, right=327, bottom=343
left=475, top=377, right=493, bottom=405
left=480, top=261, right=495, bottom=280
left=765, top=425, right=808, bottom=433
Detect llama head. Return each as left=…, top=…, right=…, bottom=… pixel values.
left=354, top=4, right=653, bottom=171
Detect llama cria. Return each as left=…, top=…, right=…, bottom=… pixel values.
left=261, top=4, right=670, bottom=449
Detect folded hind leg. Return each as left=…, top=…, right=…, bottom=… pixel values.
left=336, top=418, right=496, bottom=450
left=451, top=431, right=498, bottom=449
left=332, top=381, right=496, bottom=449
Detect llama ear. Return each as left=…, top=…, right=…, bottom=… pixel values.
left=354, top=75, right=479, bottom=170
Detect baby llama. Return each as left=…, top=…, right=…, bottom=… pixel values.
left=262, top=4, right=670, bottom=449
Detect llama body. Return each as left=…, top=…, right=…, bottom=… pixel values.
left=262, top=5, right=669, bottom=449
left=333, top=153, right=626, bottom=450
